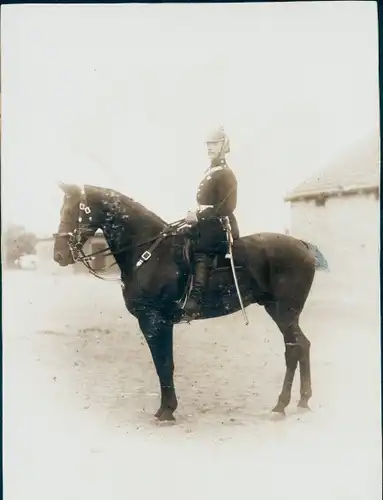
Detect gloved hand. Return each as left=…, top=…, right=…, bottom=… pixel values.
left=186, top=210, right=198, bottom=225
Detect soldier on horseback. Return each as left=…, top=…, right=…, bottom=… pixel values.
left=183, top=126, right=240, bottom=316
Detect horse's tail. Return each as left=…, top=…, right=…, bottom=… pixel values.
left=300, top=240, right=330, bottom=272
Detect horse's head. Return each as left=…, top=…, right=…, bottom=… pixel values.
left=54, top=181, right=168, bottom=268
left=53, top=182, right=101, bottom=266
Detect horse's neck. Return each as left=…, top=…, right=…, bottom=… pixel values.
left=99, top=203, right=165, bottom=271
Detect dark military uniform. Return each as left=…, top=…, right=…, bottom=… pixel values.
left=194, top=158, right=239, bottom=254
left=184, top=157, right=240, bottom=316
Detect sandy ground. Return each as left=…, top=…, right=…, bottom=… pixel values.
left=3, top=269, right=382, bottom=500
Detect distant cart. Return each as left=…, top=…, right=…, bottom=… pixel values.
left=16, top=254, right=38, bottom=270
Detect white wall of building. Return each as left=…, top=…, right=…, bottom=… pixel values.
left=289, top=192, right=380, bottom=305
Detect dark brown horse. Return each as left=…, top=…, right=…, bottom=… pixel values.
left=53, top=183, right=329, bottom=421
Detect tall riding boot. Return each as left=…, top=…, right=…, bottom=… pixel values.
left=183, top=255, right=211, bottom=317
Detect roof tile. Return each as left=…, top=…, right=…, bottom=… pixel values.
left=285, top=134, right=380, bottom=201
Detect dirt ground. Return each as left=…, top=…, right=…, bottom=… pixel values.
left=3, top=269, right=382, bottom=500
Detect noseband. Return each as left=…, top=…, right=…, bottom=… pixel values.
left=53, top=188, right=99, bottom=262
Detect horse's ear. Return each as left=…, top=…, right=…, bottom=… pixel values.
left=58, top=181, right=68, bottom=192
left=58, top=182, right=81, bottom=195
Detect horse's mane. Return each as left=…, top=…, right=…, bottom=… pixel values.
left=86, top=184, right=168, bottom=227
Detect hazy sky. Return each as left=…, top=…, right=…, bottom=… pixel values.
left=1, top=1, right=379, bottom=236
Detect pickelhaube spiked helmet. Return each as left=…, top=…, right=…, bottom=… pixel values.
left=205, top=126, right=230, bottom=153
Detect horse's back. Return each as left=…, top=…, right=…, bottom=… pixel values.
left=240, top=232, right=315, bottom=265
left=237, top=232, right=316, bottom=299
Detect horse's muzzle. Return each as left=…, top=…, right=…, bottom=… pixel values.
left=54, top=252, right=69, bottom=266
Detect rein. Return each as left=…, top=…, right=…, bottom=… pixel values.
left=84, top=217, right=187, bottom=281
left=54, top=207, right=187, bottom=282
left=55, top=173, right=232, bottom=282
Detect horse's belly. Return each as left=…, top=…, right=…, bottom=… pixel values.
left=201, top=268, right=254, bottom=317
left=121, top=265, right=182, bottom=314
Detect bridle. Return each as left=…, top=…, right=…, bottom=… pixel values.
left=53, top=188, right=116, bottom=280
left=53, top=187, right=188, bottom=281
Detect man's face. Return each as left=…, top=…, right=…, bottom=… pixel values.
left=206, top=140, right=224, bottom=161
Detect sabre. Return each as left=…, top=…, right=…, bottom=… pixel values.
left=224, top=218, right=249, bottom=326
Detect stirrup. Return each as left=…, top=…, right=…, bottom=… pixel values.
left=183, top=299, right=200, bottom=319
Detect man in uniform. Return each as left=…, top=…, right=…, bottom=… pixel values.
left=183, top=126, right=240, bottom=316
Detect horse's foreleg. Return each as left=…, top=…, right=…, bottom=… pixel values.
left=138, top=310, right=178, bottom=421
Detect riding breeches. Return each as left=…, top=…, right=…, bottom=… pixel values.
left=193, top=210, right=240, bottom=255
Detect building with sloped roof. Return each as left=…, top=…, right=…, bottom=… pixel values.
left=285, top=134, right=380, bottom=304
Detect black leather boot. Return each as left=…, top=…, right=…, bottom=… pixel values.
left=183, top=255, right=211, bottom=317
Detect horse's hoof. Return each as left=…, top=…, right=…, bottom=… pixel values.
left=155, top=409, right=176, bottom=422
left=297, top=401, right=311, bottom=412
left=270, top=411, right=286, bottom=421
left=272, top=404, right=286, bottom=415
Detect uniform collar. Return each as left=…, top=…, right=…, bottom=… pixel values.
left=205, top=158, right=227, bottom=173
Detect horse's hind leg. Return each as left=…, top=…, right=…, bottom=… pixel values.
left=296, top=328, right=312, bottom=410
left=265, top=302, right=312, bottom=414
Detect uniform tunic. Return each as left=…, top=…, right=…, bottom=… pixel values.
left=194, top=159, right=239, bottom=254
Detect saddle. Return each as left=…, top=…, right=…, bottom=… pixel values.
left=180, top=229, right=241, bottom=271
left=178, top=225, right=242, bottom=285
left=133, top=218, right=247, bottom=321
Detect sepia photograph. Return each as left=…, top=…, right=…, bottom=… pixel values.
left=1, top=2, right=381, bottom=499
